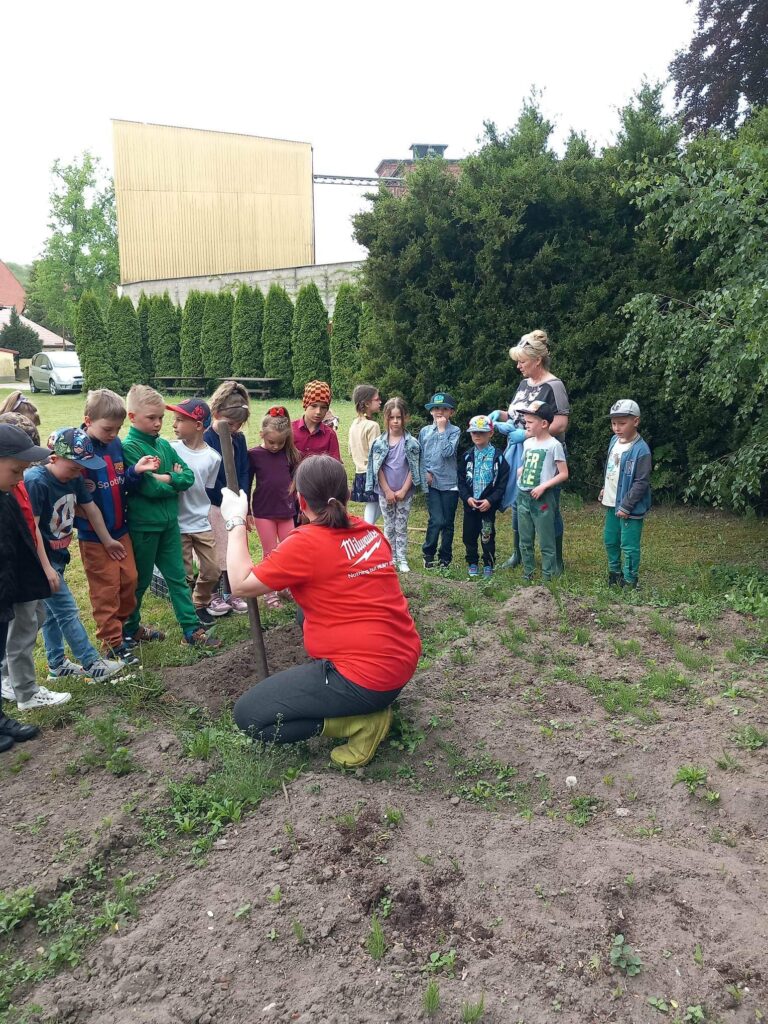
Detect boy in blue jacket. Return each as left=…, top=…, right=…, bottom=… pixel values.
left=600, top=400, right=652, bottom=588
left=419, top=392, right=461, bottom=569
left=457, top=415, right=509, bottom=578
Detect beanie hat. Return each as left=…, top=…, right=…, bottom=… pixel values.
left=303, top=380, right=332, bottom=409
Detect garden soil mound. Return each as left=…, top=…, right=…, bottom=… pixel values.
left=3, top=583, right=767, bottom=1023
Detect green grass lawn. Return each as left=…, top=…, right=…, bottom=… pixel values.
left=1, top=385, right=766, bottom=709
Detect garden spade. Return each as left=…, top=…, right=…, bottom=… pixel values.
left=217, top=421, right=269, bottom=681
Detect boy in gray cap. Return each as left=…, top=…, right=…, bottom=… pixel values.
left=600, top=400, right=652, bottom=588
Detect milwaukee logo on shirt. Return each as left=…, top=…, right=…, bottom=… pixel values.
left=340, top=528, right=393, bottom=577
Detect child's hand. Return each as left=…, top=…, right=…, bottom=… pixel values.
left=426, top=471, right=433, bottom=487
left=476, top=499, right=491, bottom=512
left=105, top=538, right=126, bottom=561
left=394, top=487, right=409, bottom=502
left=433, top=413, right=448, bottom=432
left=598, top=488, right=604, bottom=502
left=45, top=566, right=61, bottom=593
left=383, top=488, right=396, bottom=505
left=246, top=515, right=256, bottom=532
left=530, top=485, right=546, bottom=500
left=616, top=508, right=629, bottom=519
left=135, top=455, right=160, bottom=474
left=467, top=497, right=477, bottom=509
left=172, top=462, right=183, bottom=474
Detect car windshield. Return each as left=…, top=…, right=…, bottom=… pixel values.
left=50, top=353, right=81, bottom=368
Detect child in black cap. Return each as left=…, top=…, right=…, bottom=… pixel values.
left=0, top=424, right=55, bottom=752
left=516, top=401, right=569, bottom=581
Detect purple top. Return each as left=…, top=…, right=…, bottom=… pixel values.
left=248, top=447, right=296, bottom=520
left=377, top=437, right=411, bottom=494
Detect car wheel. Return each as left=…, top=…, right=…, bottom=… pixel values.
left=49, top=379, right=58, bottom=396
left=29, top=377, right=37, bottom=393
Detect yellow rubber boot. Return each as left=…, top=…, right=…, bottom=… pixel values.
left=321, top=706, right=393, bottom=768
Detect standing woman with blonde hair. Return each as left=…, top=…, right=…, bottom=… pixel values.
left=490, top=329, right=570, bottom=572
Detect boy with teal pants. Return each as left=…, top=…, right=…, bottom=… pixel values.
left=600, top=399, right=651, bottom=588
left=122, top=385, right=220, bottom=649
left=516, top=401, right=568, bottom=581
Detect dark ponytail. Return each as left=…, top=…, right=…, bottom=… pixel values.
left=294, top=455, right=350, bottom=529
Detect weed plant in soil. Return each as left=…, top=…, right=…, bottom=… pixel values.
left=1, top=388, right=768, bottom=1022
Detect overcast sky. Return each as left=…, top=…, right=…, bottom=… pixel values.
left=2, top=0, right=696, bottom=269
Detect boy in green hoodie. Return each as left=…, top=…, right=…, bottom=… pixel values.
left=122, top=385, right=220, bottom=650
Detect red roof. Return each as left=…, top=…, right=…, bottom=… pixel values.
left=0, top=261, right=26, bottom=312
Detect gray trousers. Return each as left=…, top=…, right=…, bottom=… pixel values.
left=1, top=601, right=45, bottom=702
left=378, top=492, right=414, bottom=564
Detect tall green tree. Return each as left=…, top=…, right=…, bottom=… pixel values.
left=180, top=291, right=206, bottom=379
left=261, top=285, right=294, bottom=388
left=291, top=283, right=330, bottom=396
left=0, top=308, right=40, bottom=360
left=107, top=295, right=144, bottom=392
left=136, top=292, right=153, bottom=377
left=200, top=292, right=234, bottom=380
left=231, top=284, right=265, bottom=376
left=622, top=107, right=768, bottom=510
left=26, top=153, right=119, bottom=338
left=75, top=293, right=121, bottom=392
left=670, top=0, right=768, bottom=134
left=147, top=293, right=181, bottom=378
left=330, top=284, right=362, bottom=398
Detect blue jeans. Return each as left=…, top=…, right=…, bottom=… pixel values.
left=423, top=488, right=459, bottom=566
left=42, top=569, right=100, bottom=671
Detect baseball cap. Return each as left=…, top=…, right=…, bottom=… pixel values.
left=425, top=392, right=457, bottom=410
left=0, top=424, right=52, bottom=463
left=166, top=398, right=212, bottom=427
left=50, top=427, right=106, bottom=469
left=519, top=401, right=555, bottom=424
left=467, top=415, right=494, bottom=434
left=608, top=399, right=641, bottom=418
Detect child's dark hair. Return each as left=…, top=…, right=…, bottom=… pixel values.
left=0, top=412, right=41, bottom=446
left=261, top=408, right=301, bottom=469
left=210, top=380, right=250, bottom=424
left=294, top=455, right=350, bottom=529
left=382, top=397, right=408, bottom=424
left=0, top=391, right=40, bottom=426
left=352, top=384, right=379, bottom=415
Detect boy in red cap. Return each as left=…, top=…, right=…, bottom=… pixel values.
left=167, top=398, right=223, bottom=626
left=292, top=381, right=341, bottom=461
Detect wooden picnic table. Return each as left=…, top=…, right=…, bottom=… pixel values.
left=151, top=376, right=282, bottom=398
left=214, top=377, right=282, bottom=399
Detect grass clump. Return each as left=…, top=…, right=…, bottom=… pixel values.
left=422, top=979, right=441, bottom=1015
left=673, top=764, right=708, bottom=795
left=366, top=914, right=387, bottom=960
left=461, top=993, right=486, bottom=1021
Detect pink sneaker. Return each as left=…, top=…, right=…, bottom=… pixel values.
left=226, top=595, right=248, bottom=614
left=206, top=596, right=232, bottom=617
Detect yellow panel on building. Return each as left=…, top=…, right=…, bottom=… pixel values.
left=113, top=120, right=315, bottom=285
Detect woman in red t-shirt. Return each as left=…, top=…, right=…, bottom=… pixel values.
left=222, top=455, right=421, bottom=768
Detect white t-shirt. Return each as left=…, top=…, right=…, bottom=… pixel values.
left=602, top=439, right=634, bottom=508
left=171, top=440, right=221, bottom=534
left=518, top=435, right=566, bottom=493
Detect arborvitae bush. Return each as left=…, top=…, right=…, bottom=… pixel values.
left=262, top=284, right=294, bottom=388
left=107, top=295, right=144, bottom=392
left=200, top=291, right=234, bottom=380
left=0, top=307, right=39, bottom=360
left=231, top=284, right=265, bottom=376
left=75, top=293, right=121, bottom=392
left=180, top=291, right=206, bottom=379
left=136, top=292, right=153, bottom=377
left=291, top=283, right=330, bottom=397
left=330, top=283, right=362, bottom=398
left=147, top=293, right=181, bottom=378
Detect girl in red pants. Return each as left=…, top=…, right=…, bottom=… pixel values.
left=247, top=407, right=301, bottom=609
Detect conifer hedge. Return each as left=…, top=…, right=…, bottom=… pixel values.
left=147, top=293, right=181, bottom=378
left=261, top=284, right=293, bottom=387
left=231, top=284, right=265, bottom=376
left=75, top=293, right=121, bottom=392
left=106, top=295, right=144, bottom=392
left=180, top=291, right=206, bottom=379
left=291, top=283, right=330, bottom=396
left=136, top=292, right=153, bottom=377
left=330, top=284, right=362, bottom=399
left=200, top=292, right=234, bottom=379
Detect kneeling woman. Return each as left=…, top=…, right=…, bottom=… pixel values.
left=222, top=455, right=421, bottom=767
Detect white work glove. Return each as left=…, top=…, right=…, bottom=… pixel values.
left=488, top=410, right=503, bottom=423
left=220, top=487, right=248, bottom=521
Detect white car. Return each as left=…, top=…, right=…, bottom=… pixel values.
left=29, top=351, right=83, bottom=395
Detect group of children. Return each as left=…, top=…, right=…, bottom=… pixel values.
left=0, top=374, right=651, bottom=754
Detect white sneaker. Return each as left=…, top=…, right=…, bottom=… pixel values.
left=47, top=659, right=88, bottom=680
left=398, top=561, right=411, bottom=573
left=1, top=681, right=15, bottom=701
left=85, top=658, right=125, bottom=681
left=17, top=686, right=72, bottom=711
